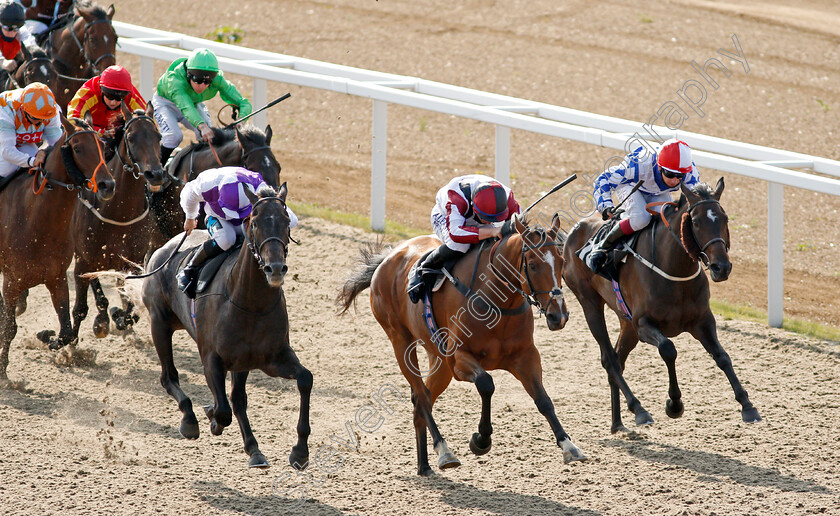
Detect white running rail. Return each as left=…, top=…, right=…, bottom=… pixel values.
left=113, top=21, right=840, bottom=327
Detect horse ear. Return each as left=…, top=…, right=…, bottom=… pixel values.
left=61, top=114, right=75, bottom=135
left=677, top=192, right=687, bottom=208
left=264, top=125, right=272, bottom=144
left=107, top=4, right=116, bottom=20
left=120, top=99, right=132, bottom=120
left=145, top=99, right=154, bottom=119
left=713, top=177, right=725, bottom=200
left=244, top=185, right=259, bottom=205
left=84, top=110, right=94, bottom=128
left=21, top=44, right=32, bottom=62
left=513, top=212, right=526, bottom=234
left=234, top=125, right=244, bottom=144
left=679, top=181, right=698, bottom=204
left=278, top=181, right=288, bottom=203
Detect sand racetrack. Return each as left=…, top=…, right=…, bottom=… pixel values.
left=2, top=1, right=840, bottom=515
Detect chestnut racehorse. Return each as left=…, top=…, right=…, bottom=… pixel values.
left=0, top=117, right=115, bottom=379
left=338, top=214, right=586, bottom=476
left=71, top=102, right=165, bottom=339
left=562, top=179, right=761, bottom=433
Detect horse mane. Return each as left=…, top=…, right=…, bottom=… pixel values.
left=75, top=0, right=108, bottom=19
left=680, top=182, right=715, bottom=261
left=209, top=124, right=267, bottom=147
left=28, top=47, right=49, bottom=59
left=255, top=184, right=276, bottom=198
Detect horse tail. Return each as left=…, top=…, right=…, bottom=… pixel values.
left=80, top=266, right=148, bottom=321
left=337, top=240, right=391, bottom=314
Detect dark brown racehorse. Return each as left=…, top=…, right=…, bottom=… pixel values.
left=337, top=214, right=586, bottom=476
left=71, top=102, right=164, bottom=339
left=148, top=125, right=280, bottom=251
left=48, top=1, right=116, bottom=108
left=141, top=183, right=311, bottom=469
left=562, top=179, right=761, bottom=434
left=0, top=47, right=59, bottom=93
left=0, top=117, right=115, bottom=379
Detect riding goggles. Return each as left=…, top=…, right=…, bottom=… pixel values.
left=187, top=73, right=216, bottom=85
left=101, top=88, right=129, bottom=101
left=660, top=167, right=686, bottom=180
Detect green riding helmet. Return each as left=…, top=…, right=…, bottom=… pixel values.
left=185, top=48, right=219, bottom=73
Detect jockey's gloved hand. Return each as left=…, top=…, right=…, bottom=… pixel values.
left=601, top=207, right=615, bottom=220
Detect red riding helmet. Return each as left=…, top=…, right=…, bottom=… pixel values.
left=657, top=139, right=693, bottom=176
left=100, top=65, right=133, bottom=93
left=472, top=181, right=509, bottom=222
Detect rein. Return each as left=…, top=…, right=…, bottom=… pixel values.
left=31, top=128, right=106, bottom=195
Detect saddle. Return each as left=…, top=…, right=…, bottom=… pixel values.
left=576, top=218, right=640, bottom=282
left=408, top=249, right=457, bottom=294
left=182, top=240, right=242, bottom=296
left=0, top=168, right=26, bottom=196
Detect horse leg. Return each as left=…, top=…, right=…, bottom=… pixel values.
left=637, top=317, right=684, bottom=419
left=42, top=276, right=75, bottom=350
left=202, top=352, right=232, bottom=436
left=392, top=333, right=458, bottom=475
left=264, top=355, right=312, bottom=470
left=230, top=370, right=269, bottom=468
left=149, top=308, right=199, bottom=438
left=89, top=278, right=111, bottom=338
left=449, top=351, right=495, bottom=456
left=580, top=298, right=651, bottom=432
left=615, top=320, right=655, bottom=425
left=15, top=288, right=27, bottom=316
left=0, top=279, right=22, bottom=380
left=111, top=278, right=139, bottom=332
left=71, top=265, right=91, bottom=339
left=508, top=345, right=587, bottom=463
left=690, top=311, right=762, bottom=423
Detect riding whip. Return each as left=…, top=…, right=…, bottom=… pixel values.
left=225, top=93, right=291, bottom=128
left=126, top=232, right=189, bottom=279
left=522, top=173, right=578, bottom=216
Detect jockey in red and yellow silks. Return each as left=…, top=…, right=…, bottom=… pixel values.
left=67, top=65, right=146, bottom=135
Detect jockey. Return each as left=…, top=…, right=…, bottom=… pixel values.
left=407, top=174, right=520, bottom=303
left=586, top=138, right=700, bottom=273
left=0, top=81, right=61, bottom=178
left=152, top=47, right=252, bottom=166
left=67, top=65, right=146, bottom=135
left=20, top=0, right=74, bottom=35
left=0, top=1, right=37, bottom=75
left=177, top=166, right=297, bottom=297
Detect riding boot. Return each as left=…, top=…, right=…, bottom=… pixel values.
left=177, top=239, right=224, bottom=297
left=407, top=245, right=464, bottom=303
left=587, top=223, right=629, bottom=273
left=160, top=145, right=176, bottom=167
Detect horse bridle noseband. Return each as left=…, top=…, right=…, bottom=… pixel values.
left=32, top=128, right=105, bottom=193
left=116, top=115, right=157, bottom=179
left=489, top=232, right=565, bottom=316
left=243, top=196, right=290, bottom=268
left=655, top=198, right=730, bottom=268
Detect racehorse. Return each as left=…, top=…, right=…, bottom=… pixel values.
left=562, top=179, right=761, bottom=433
left=47, top=1, right=116, bottom=108
left=71, top=102, right=164, bottom=339
left=148, top=124, right=280, bottom=250
left=0, top=117, right=116, bottom=379
left=337, top=214, right=586, bottom=476
left=141, top=182, right=311, bottom=469
left=0, top=46, right=59, bottom=93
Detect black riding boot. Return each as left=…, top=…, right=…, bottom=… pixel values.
left=587, top=223, right=629, bottom=273
left=177, top=239, right=224, bottom=297
left=407, top=245, right=464, bottom=303
left=160, top=145, right=176, bottom=167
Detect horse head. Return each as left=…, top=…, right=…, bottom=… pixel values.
left=679, top=178, right=731, bottom=282
left=243, top=182, right=291, bottom=288
left=74, top=2, right=117, bottom=73
left=117, top=101, right=166, bottom=191
left=236, top=125, right=281, bottom=187
left=505, top=212, right=569, bottom=330
left=17, top=47, right=58, bottom=93
left=61, top=115, right=116, bottom=201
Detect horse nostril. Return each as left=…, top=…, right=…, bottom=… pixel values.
left=281, top=264, right=288, bottom=275
left=263, top=265, right=272, bottom=275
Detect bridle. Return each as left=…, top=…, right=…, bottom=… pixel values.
left=20, top=57, right=56, bottom=85
left=51, top=15, right=115, bottom=77
left=115, top=114, right=157, bottom=180
left=243, top=196, right=290, bottom=269
left=649, top=197, right=730, bottom=267
left=488, top=231, right=565, bottom=316
left=31, top=128, right=106, bottom=194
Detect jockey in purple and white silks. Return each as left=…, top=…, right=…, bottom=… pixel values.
left=176, top=166, right=297, bottom=296
left=587, top=138, right=700, bottom=273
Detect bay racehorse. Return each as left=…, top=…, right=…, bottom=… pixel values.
left=0, top=46, right=59, bottom=93
left=338, top=214, right=586, bottom=476
left=47, top=1, right=116, bottom=108
left=0, top=117, right=115, bottom=379
left=562, top=179, right=761, bottom=433
left=141, top=182, right=311, bottom=469
left=71, top=102, right=165, bottom=339
left=148, top=125, right=280, bottom=252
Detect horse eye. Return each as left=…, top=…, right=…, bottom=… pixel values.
left=528, top=263, right=537, bottom=271
left=73, top=145, right=83, bottom=153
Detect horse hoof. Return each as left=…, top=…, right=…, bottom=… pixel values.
left=562, top=447, right=588, bottom=464
left=37, top=330, right=55, bottom=344
left=289, top=449, right=309, bottom=470
left=417, top=466, right=435, bottom=477
left=93, top=312, right=110, bottom=338
left=469, top=432, right=492, bottom=456
left=249, top=452, right=270, bottom=469
left=437, top=452, right=461, bottom=470
left=210, top=421, right=224, bottom=436
left=635, top=411, right=655, bottom=427
left=611, top=424, right=629, bottom=435
left=179, top=420, right=200, bottom=440
left=666, top=399, right=685, bottom=419
left=742, top=407, right=762, bottom=423
left=15, top=297, right=26, bottom=316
